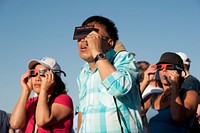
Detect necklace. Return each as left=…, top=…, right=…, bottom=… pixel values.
left=162, top=92, right=171, bottom=103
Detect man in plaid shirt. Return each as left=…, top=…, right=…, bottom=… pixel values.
left=75, top=15, right=143, bottom=133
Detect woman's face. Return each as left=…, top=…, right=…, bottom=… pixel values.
left=30, top=64, right=48, bottom=94
left=158, top=64, right=181, bottom=89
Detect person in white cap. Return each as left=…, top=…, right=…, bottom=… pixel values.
left=10, top=57, right=74, bottom=133
left=176, top=52, right=200, bottom=132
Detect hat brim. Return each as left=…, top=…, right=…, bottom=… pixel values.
left=28, top=60, right=51, bottom=70
left=28, top=60, right=39, bottom=69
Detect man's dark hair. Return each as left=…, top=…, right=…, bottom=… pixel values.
left=82, top=15, right=119, bottom=45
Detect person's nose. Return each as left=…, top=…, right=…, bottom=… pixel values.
left=35, top=74, right=41, bottom=81
left=162, top=68, right=167, bottom=72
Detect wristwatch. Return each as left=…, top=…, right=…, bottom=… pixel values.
left=94, top=53, right=106, bottom=62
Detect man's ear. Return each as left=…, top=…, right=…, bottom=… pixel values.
left=108, top=39, right=114, bottom=47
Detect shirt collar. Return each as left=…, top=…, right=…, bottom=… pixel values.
left=106, top=48, right=116, bottom=63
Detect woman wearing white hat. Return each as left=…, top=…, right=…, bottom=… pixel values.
left=10, top=57, right=74, bottom=133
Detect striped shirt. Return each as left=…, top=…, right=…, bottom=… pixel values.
left=77, top=49, right=143, bottom=133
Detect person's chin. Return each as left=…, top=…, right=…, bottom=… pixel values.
left=33, top=87, right=41, bottom=94
left=80, top=53, right=92, bottom=61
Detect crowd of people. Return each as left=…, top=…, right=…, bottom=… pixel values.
left=0, top=15, right=199, bottom=133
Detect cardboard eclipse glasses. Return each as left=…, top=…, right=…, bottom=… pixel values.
left=73, top=26, right=99, bottom=40
left=28, top=69, right=66, bottom=77
left=153, top=64, right=183, bottom=71
left=28, top=69, right=47, bottom=77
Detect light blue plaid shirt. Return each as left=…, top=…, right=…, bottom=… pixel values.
left=77, top=49, right=143, bottom=133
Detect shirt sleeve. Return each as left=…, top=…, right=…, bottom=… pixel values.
left=102, top=51, right=139, bottom=97
left=53, top=94, right=74, bottom=110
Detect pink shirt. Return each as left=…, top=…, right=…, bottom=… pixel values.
left=20, top=94, right=74, bottom=133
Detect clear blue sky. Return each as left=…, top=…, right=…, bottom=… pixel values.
left=0, top=0, right=200, bottom=113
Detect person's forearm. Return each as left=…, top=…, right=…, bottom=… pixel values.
left=77, top=112, right=82, bottom=133
left=97, top=59, right=137, bottom=97
left=140, top=79, right=150, bottom=93
left=10, top=90, right=30, bottom=129
left=170, top=88, right=185, bottom=122
left=170, top=88, right=197, bottom=122
left=36, top=90, right=50, bottom=127
left=96, top=59, right=116, bottom=80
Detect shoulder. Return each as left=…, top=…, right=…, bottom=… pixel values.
left=183, top=90, right=198, bottom=110
left=184, top=89, right=198, bottom=96
left=0, top=110, right=9, bottom=129
left=0, top=110, right=9, bottom=119
left=113, top=51, right=138, bottom=73
left=113, top=51, right=136, bottom=64
left=116, top=50, right=135, bottom=59
left=182, top=75, right=200, bottom=91
left=180, top=89, right=198, bottom=103
left=54, top=94, right=72, bottom=101
left=53, top=94, right=73, bottom=109
left=186, top=75, right=200, bottom=83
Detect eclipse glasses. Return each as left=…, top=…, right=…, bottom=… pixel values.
left=153, top=64, right=183, bottom=71
left=28, top=69, right=66, bottom=77
left=73, top=25, right=99, bottom=40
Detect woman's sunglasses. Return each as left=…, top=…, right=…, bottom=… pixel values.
left=28, top=69, right=47, bottom=77
left=28, top=69, right=66, bottom=77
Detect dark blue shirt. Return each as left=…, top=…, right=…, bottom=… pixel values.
left=0, top=110, right=10, bottom=133
left=181, top=75, right=200, bottom=103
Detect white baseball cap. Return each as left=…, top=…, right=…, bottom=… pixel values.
left=28, top=57, right=66, bottom=76
left=176, top=52, right=191, bottom=65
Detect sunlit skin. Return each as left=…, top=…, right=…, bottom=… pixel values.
left=20, top=64, right=55, bottom=96
left=159, top=69, right=179, bottom=94
left=31, top=65, right=55, bottom=95
left=140, top=64, right=157, bottom=94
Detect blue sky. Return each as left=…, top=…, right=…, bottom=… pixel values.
left=0, top=0, right=200, bottom=113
